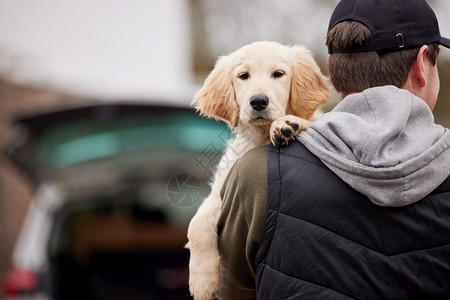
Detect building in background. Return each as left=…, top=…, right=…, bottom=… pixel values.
left=0, top=0, right=194, bottom=102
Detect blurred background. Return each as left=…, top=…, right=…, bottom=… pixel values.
left=0, top=0, right=449, bottom=299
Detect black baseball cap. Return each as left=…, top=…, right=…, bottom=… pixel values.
left=328, top=0, right=450, bottom=54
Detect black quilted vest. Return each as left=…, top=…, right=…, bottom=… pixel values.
left=256, top=141, right=450, bottom=299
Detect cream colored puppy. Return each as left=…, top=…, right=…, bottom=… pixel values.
left=187, top=41, right=330, bottom=300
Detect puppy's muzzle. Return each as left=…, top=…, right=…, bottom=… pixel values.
left=250, top=94, right=269, bottom=111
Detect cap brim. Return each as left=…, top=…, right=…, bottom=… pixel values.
left=440, top=37, right=450, bottom=49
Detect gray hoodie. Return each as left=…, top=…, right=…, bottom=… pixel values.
left=298, top=85, right=450, bottom=207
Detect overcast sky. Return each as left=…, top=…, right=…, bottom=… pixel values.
left=0, top=0, right=448, bottom=103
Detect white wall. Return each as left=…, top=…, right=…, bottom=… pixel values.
left=0, top=0, right=195, bottom=103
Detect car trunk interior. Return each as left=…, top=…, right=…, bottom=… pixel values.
left=48, top=191, right=193, bottom=300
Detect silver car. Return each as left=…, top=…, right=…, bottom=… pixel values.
left=2, top=102, right=229, bottom=300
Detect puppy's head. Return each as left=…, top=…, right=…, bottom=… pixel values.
left=192, top=41, right=330, bottom=128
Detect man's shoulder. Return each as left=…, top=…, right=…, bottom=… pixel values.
left=221, top=144, right=269, bottom=197
left=236, top=144, right=269, bottom=171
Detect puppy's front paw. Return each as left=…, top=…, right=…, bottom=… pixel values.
left=270, top=115, right=311, bottom=146
left=189, top=252, right=220, bottom=300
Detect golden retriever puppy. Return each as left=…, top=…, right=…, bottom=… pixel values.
left=187, top=41, right=330, bottom=300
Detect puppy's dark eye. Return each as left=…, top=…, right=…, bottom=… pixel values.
left=238, top=72, right=249, bottom=80
left=273, top=71, right=285, bottom=78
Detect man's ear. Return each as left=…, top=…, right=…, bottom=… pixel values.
left=412, top=45, right=429, bottom=87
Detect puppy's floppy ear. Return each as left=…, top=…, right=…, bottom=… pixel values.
left=289, top=46, right=331, bottom=119
left=191, top=55, right=239, bottom=128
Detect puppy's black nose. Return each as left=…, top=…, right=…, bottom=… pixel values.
left=250, top=94, right=269, bottom=111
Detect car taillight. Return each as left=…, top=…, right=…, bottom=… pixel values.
left=3, top=268, right=38, bottom=296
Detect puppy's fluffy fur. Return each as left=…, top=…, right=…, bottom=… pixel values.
left=187, top=41, right=330, bottom=300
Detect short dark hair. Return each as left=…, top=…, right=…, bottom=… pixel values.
left=326, top=21, right=439, bottom=94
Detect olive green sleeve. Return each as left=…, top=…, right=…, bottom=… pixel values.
left=216, top=145, right=269, bottom=300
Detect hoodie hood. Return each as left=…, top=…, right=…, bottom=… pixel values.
left=298, top=85, right=450, bottom=207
